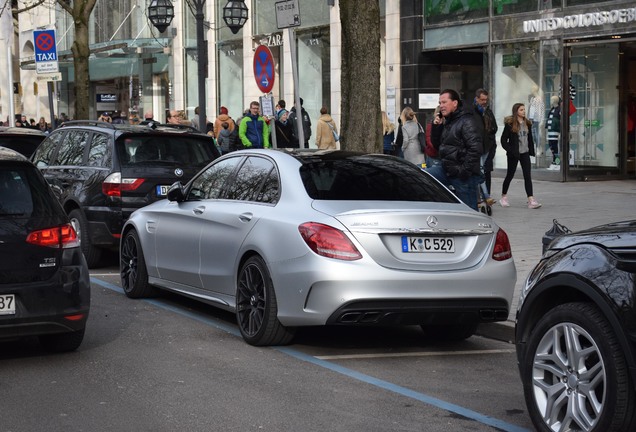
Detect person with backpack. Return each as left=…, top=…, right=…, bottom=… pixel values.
left=217, top=121, right=240, bottom=153
left=213, top=106, right=235, bottom=140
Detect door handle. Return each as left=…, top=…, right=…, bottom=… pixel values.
left=239, top=212, right=253, bottom=222
left=193, top=206, right=205, bottom=215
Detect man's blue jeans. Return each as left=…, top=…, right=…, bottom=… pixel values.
left=426, top=165, right=481, bottom=211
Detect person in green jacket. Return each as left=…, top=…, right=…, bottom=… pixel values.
left=238, top=101, right=270, bottom=149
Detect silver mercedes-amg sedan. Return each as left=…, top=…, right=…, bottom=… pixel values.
left=120, top=149, right=516, bottom=346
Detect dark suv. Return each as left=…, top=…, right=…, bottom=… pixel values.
left=515, top=220, right=636, bottom=431
left=31, top=121, right=220, bottom=267
left=0, top=147, right=90, bottom=352
left=0, top=126, right=47, bottom=158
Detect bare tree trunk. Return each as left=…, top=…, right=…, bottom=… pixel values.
left=58, top=0, right=97, bottom=120
left=339, top=0, right=381, bottom=152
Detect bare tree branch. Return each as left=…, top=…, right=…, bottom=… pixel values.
left=13, top=0, right=47, bottom=14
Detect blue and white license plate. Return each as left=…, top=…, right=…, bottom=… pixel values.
left=0, top=294, right=15, bottom=315
left=401, top=236, right=455, bottom=253
left=156, top=185, right=170, bottom=196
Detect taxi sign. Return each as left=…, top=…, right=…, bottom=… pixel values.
left=33, top=29, right=59, bottom=74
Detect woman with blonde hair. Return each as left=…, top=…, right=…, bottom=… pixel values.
left=400, top=107, right=425, bottom=165
left=382, top=111, right=395, bottom=155
left=500, top=103, right=541, bottom=209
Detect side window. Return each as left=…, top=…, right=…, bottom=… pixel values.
left=187, top=157, right=241, bottom=200
left=87, top=133, right=111, bottom=167
left=256, top=168, right=280, bottom=204
left=32, top=132, right=64, bottom=168
left=225, top=156, right=278, bottom=203
left=54, top=130, right=89, bottom=166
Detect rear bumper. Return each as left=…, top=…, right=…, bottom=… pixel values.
left=270, top=253, right=517, bottom=327
left=0, top=264, right=91, bottom=339
left=326, top=298, right=510, bottom=326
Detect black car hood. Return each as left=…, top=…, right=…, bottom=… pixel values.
left=550, top=220, right=636, bottom=250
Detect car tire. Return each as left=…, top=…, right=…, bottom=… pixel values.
left=39, top=328, right=85, bottom=352
left=421, top=322, right=478, bottom=341
left=68, top=208, right=102, bottom=268
left=522, top=302, right=636, bottom=432
left=236, top=256, right=295, bottom=346
left=120, top=230, right=158, bottom=298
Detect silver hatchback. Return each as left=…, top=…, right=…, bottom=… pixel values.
left=120, top=150, right=516, bottom=346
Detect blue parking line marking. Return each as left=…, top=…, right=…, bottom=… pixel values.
left=92, top=277, right=529, bottom=432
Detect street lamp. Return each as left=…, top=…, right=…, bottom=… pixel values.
left=148, top=0, right=248, bottom=132
left=147, top=0, right=175, bottom=33
left=223, top=1, right=249, bottom=35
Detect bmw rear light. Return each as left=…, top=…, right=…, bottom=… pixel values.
left=26, top=223, right=80, bottom=249
left=102, top=172, right=145, bottom=197
left=492, top=228, right=512, bottom=261
left=298, top=222, right=362, bottom=261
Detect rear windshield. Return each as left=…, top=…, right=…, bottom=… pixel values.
left=116, top=135, right=216, bottom=169
left=299, top=155, right=459, bottom=202
left=0, top=165, right=65, bottom=218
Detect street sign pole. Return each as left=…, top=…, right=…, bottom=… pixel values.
left=287, top=28, right=304, bottom=148
left=275, top=0, right=302, bottom=147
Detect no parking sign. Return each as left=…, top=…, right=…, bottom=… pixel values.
left=33, top=29, right=59, bottom=74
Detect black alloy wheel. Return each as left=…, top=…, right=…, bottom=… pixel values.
left=236, top=255, right=294, bottom=346
left=120, top=230, right=157, bottom=298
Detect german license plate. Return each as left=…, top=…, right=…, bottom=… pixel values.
left=0, top=294, right=15, bottom=315
left=156, top=185, right=170, bottom=196
left=401, top=236, right=455, bottom=253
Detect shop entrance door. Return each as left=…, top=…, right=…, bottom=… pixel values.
left=568, top=44, right=620, bottom=178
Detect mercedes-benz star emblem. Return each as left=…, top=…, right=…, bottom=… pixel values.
left=174, top=168, right=184, bottom=177
left=426, top=215, right=438, bottom=228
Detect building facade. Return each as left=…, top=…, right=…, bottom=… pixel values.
left=419, top=0, right=636, bottom=180
left=4, top=0, right=634, bottom=180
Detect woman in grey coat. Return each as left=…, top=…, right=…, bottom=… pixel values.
left=400, top=107, right=425, bottom=166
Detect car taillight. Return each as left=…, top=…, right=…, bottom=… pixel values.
left=26, top=223, right=80, bottom=249
left=492, top=228, right=512, bottom=261
left=298, top=222, right=362, bottom=261
left=102, top=172, right=144, bottom=197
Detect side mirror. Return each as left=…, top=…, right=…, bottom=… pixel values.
left=167, top=181, right=185, bottom=202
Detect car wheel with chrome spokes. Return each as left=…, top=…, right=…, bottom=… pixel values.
left=236, top=255, right=295, bottom=346
left=522, top=302, right=636, bottom=431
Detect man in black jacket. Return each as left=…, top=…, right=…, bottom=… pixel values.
left=473, top=88, right=498, bottom=200
left=427, top=89, right=483, bottom=210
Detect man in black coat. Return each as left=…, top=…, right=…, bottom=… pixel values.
left=473, top=88, right=498, bottom=197
left=427, top=88, right=483, bottom=211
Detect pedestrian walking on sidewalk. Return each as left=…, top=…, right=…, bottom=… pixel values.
left=499, top=102, right=542, bottom=209
left=427, top=89, right=483, bottom=210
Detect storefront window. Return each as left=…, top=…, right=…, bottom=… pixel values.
left=494, top=0, right=562, bottom=15
left=296, top=30, right=331, bottom=147
left=568, top=44, right=619, bottom=172
left=425, top=0, right=489, bottom=25
left=183, top=2, right=197, bottom=48
left=93, top=0, right=136, bottom=43
left=565, top=0, right=613, bottom=6
left=492, top=42, right=542, bottom=169
left=217, top=44, right=244, bottom=120
left=185, top=49, right=198, bottom=119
